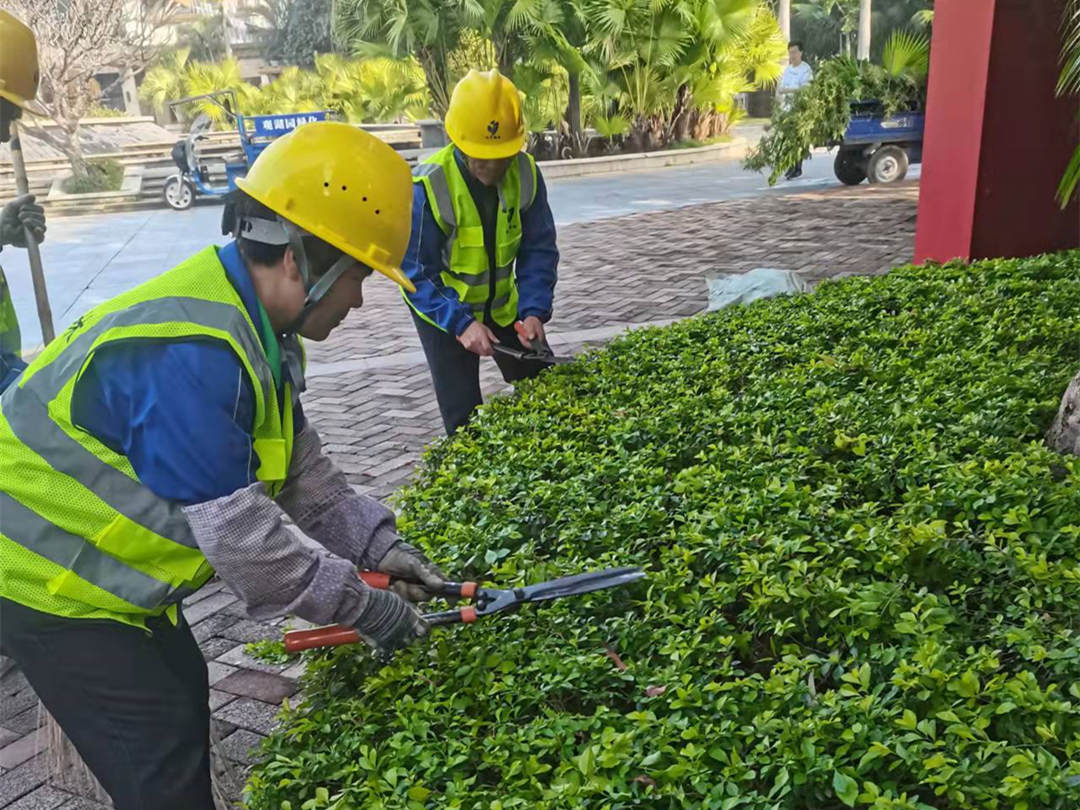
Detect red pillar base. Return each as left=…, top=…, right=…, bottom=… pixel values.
left=914, top=0, right=1080, bottom=264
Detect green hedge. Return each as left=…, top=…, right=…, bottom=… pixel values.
left=247, top=254, right=1080, bottom=810
left=60, top=158, right=124, bottom=194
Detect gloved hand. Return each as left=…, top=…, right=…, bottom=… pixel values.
left=375, top=541, right=448, bottom=602
left=353, top=585, right=428, bottom=655
left=0, top=194, right=46, bottom=248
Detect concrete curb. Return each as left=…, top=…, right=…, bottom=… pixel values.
left=538, top=137, right=748, bottom=180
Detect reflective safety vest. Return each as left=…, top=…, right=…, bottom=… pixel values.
left=0, top=246, right=296, bottom=627
left=0, top=264, right=20, bottom=361
left=411, top=145, right=538, bottom=327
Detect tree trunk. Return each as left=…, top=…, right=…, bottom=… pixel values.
left=565, top=70, right=584, bottom=157
left=221, top=0, right=233, bottom=59
left=24, top=121, right=88, bottom=178
left=420, top=49, right=451, bottom=118
left=671, top=84, right=692, bottom=143
left=778, top=0, right=791, bottom=42
left=857, top=0, right=872, bottom=60
left=1047, top=372, right=1080, bottom=454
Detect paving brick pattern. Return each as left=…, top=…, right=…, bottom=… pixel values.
left=0, top=182, right=918, bottom=808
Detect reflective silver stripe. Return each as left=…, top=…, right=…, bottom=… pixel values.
left=471, top=291, right=512, bottom=314
left=454, top=268, right=490, bottom=286
left=3, top=386, right=199, bottom=548
left=0, top=490, right=176, bottom=610
left=414, top=163, right=457, bottom=229
left=4, top=297, right=273, bottom=550
left=28, top=297, right=272, bottom=403
left=453, top=264, right=511, bottom=287
left=517, top=153, right=535, bottom=213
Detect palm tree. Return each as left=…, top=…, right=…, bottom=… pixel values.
left=587, top=0, right=778, bottom=150
left=512, top=0, right=593, bottom=154
left=334, top=0, right=467, bottom=116
left=778, top=0, right=791, bottom=41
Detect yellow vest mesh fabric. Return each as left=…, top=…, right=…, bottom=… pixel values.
left=413, top=146, right=538, bottom=327
left=0, top=246, right=293, bottom=627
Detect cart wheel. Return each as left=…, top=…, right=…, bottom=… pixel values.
left=163, top=175, right=194, bottom=210
left=834, top=150, right=867, bottom=185
left=867, top=146, right=909, bottom=184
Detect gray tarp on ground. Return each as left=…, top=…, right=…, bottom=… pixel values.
left=706, top=267, right=810, bottom=312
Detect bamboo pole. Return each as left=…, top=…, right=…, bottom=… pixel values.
left=9, top=119, right=54, bottom=345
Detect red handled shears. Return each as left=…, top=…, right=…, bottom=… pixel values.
left=283, top=566, right=644, bottom=653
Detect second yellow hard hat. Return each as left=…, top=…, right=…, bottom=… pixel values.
left=444, top=69, right=526, bottom=160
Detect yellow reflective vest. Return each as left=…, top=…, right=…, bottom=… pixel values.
left=410, top=145, right=538, bottom=327
left=0, top=246, right=294, bottom=627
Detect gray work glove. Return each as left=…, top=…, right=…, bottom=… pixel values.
left=0, top=194, right=45, bottom=248
left=375, top=541, right=448, bottom=602
left=353, top=585, right=429, bottom=655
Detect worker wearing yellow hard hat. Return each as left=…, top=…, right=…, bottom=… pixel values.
left=0, top=10, right=46, bottom=392
left=404, top=69, right=561, bottom=434
left=0, top=121, right=449, bottom=809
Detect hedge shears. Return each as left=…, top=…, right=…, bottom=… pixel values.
left=283, top=566, right=645, bottom=652
left=493, top=326, right=573, bottom=367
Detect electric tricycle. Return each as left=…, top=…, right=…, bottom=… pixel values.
left=832, top=100, right=925, bottom=186
left=163, top=90, right=331, bottom=210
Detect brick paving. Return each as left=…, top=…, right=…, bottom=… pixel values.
left=0, top=181, right=918, bottom=808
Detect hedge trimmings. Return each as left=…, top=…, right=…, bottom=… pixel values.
left=247, top=253, right=1080, bottom=810
left=745, top=57, right=926, bottom=185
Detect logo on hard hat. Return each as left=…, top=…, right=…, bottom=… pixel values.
left=486, top=120, right=501, bottom=139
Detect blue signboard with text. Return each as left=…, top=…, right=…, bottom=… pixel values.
left=251, top=111, right=331, bottom=136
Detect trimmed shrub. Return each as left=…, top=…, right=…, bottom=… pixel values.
left=247, top=253, right=1080, bottom=810
left=60, top=158, right=124, bottom=194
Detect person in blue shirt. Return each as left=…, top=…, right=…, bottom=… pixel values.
left=404, top=69, right=559, bottom=434
left=0, top=124, right=448, bottom=810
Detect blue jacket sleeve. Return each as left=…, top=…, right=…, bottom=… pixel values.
left=71, top=340, right=262, bottom=506
left=402, top=183, right=475, bottom=336
left=515, top=169, right=559, bottom=322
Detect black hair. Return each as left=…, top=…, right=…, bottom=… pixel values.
left=788, top=41, right=804, bottom=52
left=222, top=188, right=344, bottom=275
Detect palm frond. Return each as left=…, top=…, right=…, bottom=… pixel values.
left=881, top=29, right=930, bottom=80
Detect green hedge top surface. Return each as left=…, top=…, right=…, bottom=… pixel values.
left=247, top=254, right=1080, bottom=810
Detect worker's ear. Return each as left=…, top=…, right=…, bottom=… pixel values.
left=282, top=245, right=304, bottom=284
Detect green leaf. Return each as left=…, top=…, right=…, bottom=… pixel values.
left=408, top=786, right=432, bottom=802
left=832, top=770, right=859, bottom=807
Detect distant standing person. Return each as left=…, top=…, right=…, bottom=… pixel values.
left=777, top=41, right=814, bottom=180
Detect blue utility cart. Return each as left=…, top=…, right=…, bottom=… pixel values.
left=163, top=90, right=331, bottom=210
left=832, top=100, right=925, bottom=185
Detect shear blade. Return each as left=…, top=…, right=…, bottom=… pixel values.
left=518, top=566, right=645, bottom=603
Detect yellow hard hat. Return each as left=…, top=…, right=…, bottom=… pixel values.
left=235, top=121, right=415, bottom=292
left=445, top=69, right=526, bottom=160
left=0, top=11, right=39, bottom=108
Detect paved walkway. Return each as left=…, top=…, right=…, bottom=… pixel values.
left=0, top=181, right=919, bottom=808
left=2, top=143, right=919, bottom=352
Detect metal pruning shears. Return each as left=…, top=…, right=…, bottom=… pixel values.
left=492, top=334, right=573, bottom=367
left=283, top=566, right=645, bottom=652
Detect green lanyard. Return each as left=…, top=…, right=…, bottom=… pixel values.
left=256, top=301, right=282, bottom=392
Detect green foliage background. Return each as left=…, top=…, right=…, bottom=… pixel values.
left=247, top=253, right=1080, bottom=809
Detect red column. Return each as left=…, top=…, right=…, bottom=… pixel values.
left=914, top=0, right=1080, bottom=263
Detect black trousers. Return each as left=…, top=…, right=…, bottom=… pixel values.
left=0, top=598, right=214, bottom=810
left=411, top=309, right=549, bottom=434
